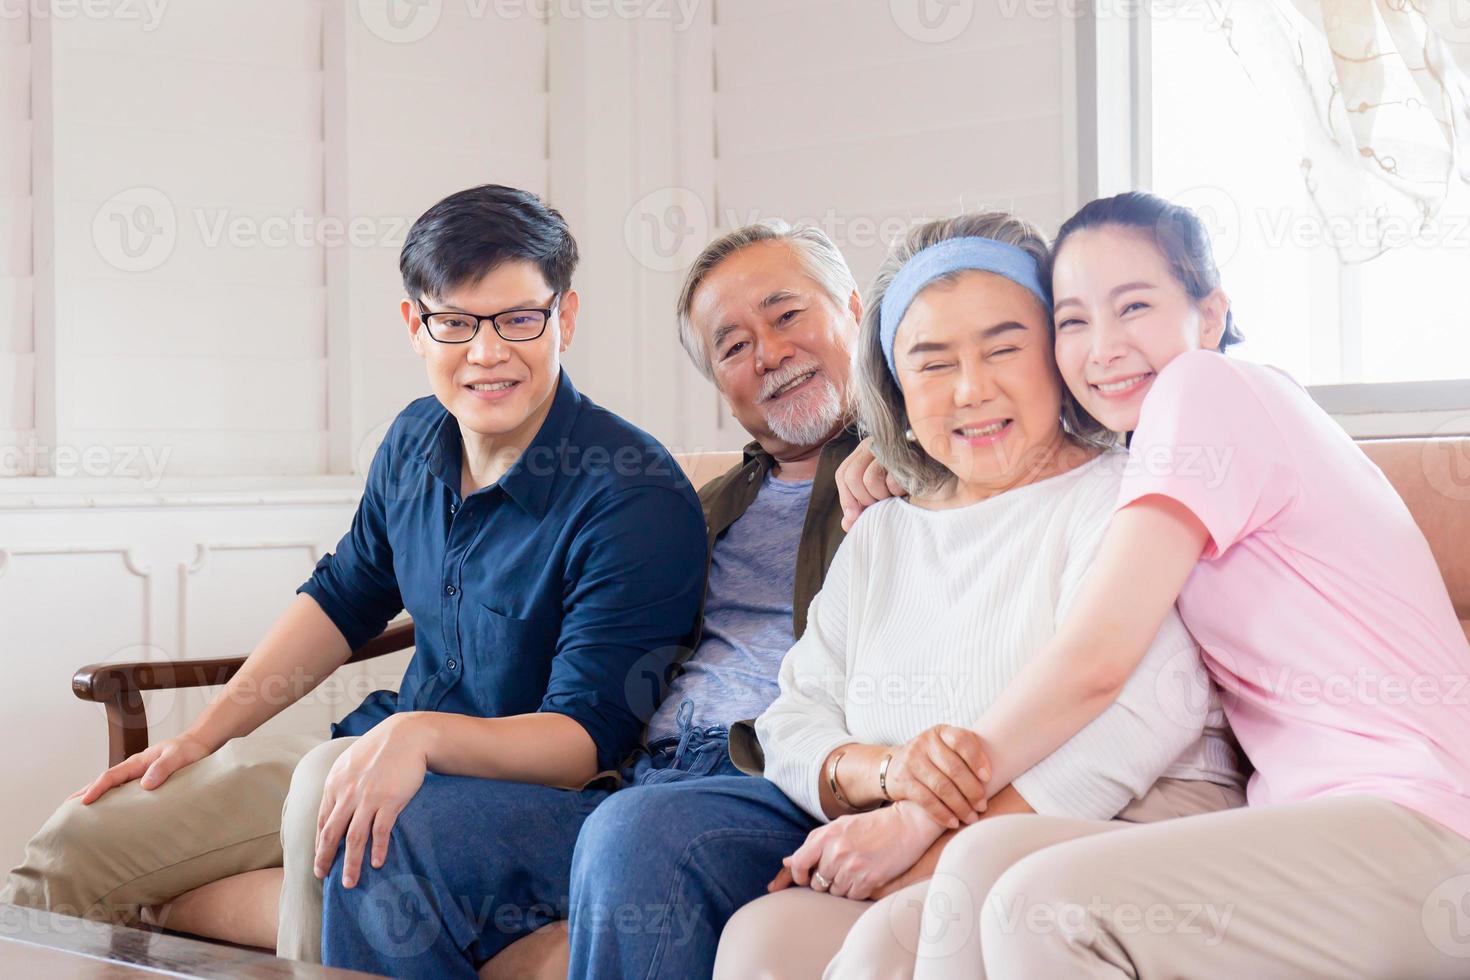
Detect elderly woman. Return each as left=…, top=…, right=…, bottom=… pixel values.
left=712, top=211, right=1244, bottom=978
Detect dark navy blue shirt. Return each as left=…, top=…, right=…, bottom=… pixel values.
left=299, top=370, right=708, bottom=772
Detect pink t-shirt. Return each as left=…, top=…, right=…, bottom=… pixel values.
left=1119, top=349, right=1470, bottom=840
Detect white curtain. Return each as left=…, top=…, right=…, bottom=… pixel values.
left=1199, top=0, right=1470, bottom=261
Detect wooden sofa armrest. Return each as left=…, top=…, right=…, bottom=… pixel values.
left=71, top=619, right=416, bottom=767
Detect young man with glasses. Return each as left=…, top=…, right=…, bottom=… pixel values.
left=1, top=185, right=708, bottom=963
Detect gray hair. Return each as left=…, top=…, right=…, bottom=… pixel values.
left=676, top=219, right=859, bottom=381
left=853, top=211, right=1114, bottom=495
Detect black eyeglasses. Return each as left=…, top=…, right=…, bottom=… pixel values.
left=416, top=296, right=559, bottom=344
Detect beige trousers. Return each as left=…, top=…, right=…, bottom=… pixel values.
left=715, top=777, right=1244, bottom=979
left=720, top=784, right=1470, bottom=979
left=0, top=732, right=358, bottom=963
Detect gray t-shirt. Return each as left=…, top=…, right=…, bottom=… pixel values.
left=645, top=471, right=812, bottom=744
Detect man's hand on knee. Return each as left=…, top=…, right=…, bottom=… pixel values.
left=72, top=733, right=214, bottom=806
left=313, top=714, right=430, bottom=889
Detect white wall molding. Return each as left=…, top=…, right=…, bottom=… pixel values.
left=0, top=493, right=362, bottom=870
left=0, top=480, right=363, bottom=510
left=176, top=538, right=327, bottom=660
left=0, top=543, right=156, bottom=646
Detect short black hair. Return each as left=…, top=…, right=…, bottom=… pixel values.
left=399, top=184, right=579, bottom=304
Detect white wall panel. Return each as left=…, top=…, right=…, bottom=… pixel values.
left=54, top=54, right=321, bottom=140
left=0, top=547, right=153, bottom=873
left=68, top=281, right=325, bottom=361
left=52, top=0, right=321, bottom=65
left=67, top=356, right=327, bottom=432
left=0, top=491, right=385, bottom=873
left=329, top=1, right=551, bottom=472
left=171, top=542, right=409, bottom=742
left=1, top=10, right=35, bottom=466
left=41, top=2, right=328, bottom=478
left=713, top=0, right=1070, bottom=295
left=714, top=0, right=1058, bottom=90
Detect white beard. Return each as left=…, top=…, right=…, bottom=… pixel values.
left=764, top=373, right=844, bottom=447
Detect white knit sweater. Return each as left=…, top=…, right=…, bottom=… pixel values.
left=756, top=451, right=1242, bottom=823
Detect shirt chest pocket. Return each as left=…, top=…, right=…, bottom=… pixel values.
left=465, top=602, right=556, bottom=713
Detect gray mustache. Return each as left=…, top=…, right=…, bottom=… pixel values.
left=761, top=364, right=821, bottom=401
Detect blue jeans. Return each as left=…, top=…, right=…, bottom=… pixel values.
left=320, top=708, right=813, bottom=978
left=565, top=757, right=815, bottom=978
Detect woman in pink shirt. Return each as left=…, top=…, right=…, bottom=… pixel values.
left=786, top=192, right=1470, bottom=977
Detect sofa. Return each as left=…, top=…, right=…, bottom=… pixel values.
left=65, top=437, right=1470, bottom=968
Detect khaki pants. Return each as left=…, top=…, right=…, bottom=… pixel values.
left=715, top=777, right=1245, bottom=979
left=0, top=733, right=359, bottom=962
left=720, top=785, right=1470, bottom=979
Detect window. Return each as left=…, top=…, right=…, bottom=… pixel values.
left=1152, top=7, right=1470, bottom=389
left=1113, top=2, right=1470, bottom=432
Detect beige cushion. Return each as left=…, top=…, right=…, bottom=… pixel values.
left=674, top=451, right=745, bottom=493
left=1357, top=437, right=1470, bottom=634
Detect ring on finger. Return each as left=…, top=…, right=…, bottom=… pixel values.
left=811, top=871, right=831, bottom=891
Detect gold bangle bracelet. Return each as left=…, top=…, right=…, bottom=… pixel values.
left=878, top=753, right=894, bottom=802
left=828, top=750, right=883, bottom=813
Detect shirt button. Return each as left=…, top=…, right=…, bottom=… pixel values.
left=450, top=503, right=458, bottom=515
left=747, top=471, right=756, bottom=483
left=446, top=659, right=457, bottom=670
left=444, top=584, right=457, bottom=596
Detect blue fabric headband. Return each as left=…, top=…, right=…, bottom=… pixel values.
left=878, top=236, right=1050, bottom=382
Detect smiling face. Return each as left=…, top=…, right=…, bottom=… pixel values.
left=402, top=258, right=578, bottom=444
left=893, top=270, right=1068, bottom=494
left=1051, top=225, right=1228, bottom=432
left=690, top=240, right=857, bottom=456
